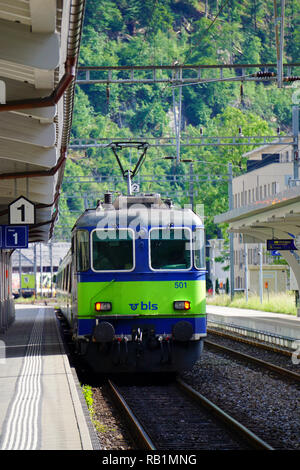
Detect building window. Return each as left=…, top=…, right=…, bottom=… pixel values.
left=272, top=182, right=276, bottom=194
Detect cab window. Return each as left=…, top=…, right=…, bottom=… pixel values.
left=149, top=228, right=192, bottom=270
left=92, top=228, right=135, bottom=271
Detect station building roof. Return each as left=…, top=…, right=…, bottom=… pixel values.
left=0, top=0, right=86, bottom=243
left=215, top=184, right=300, bottom=242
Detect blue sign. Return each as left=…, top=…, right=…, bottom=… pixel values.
left=267, top=239, right=297, bottom=251
left=271, top=250, right=281, bottom=256
left=0, top=225, right=29, bottom=249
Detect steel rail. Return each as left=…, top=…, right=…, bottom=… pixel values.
left=205, top=339, right=300, bottom=382
left=207, top=327, right=293, bottom=357
left=176, top=378, right=274, bottom=450
left=107, top=380, right=156, bottom=450
left=108, top=378, right=273, bottom=450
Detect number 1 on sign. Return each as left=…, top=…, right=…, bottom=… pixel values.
left=17, top=204, right=25, bottom=222
left=13, top=232, right=18, bottom=245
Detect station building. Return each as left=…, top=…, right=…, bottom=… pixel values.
left=11, top=242, right=70, bottom=295
left=232, top=137, right=295, bottom=294
left=206, top=239, right=230, bottom=294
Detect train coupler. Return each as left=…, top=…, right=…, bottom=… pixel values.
left=158, top=335, right=172, bottom=364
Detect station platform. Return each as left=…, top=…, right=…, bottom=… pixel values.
left=206, top=304, right=300, bottom=342
left=0, top=305, right=99, bottom=450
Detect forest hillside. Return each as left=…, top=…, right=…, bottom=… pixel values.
left=55, top=0, right=300, bottom=241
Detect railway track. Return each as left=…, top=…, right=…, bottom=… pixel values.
left=205, top=330, right=300, bottom=383
left=107, top=378, right=273, bottom=451
left=207, top=326, right=294, bottom=357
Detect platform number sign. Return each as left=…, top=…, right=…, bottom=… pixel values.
left=0, top=225, right=29, bottom=249
left=8, top=196, right=35, bottom=225
left=5, top=226, right=28, bottom=248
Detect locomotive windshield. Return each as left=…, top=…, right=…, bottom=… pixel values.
left=150, top=228, right=192, bottom=270
left=92, top=228, right=135, bottom=271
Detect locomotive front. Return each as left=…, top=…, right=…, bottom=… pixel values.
left=72, top=193, right=206, bottom=373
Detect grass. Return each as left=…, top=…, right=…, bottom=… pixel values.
left=81, top=384, right=114, bottom=434
left=206, top=292, right=297, bottom=316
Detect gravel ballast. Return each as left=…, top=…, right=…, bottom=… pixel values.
left=182, top=348, right=300, bottom=450
left=90, top=346, right=299, bottom=450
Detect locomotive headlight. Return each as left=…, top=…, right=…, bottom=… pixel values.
left=95, top=302, right=112, bottom=312
left=173, top=301, right=191, bottom=311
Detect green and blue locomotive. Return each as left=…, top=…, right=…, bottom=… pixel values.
left=56, top=193, right=206, bottom=373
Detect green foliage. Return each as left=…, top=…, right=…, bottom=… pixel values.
left=207, top=292, right=297, bottom=315
left=54, top=1, right=299, bottom=242
left=82, top=385, right=112, bottom=434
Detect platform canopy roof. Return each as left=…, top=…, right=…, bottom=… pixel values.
left=214, top=185, right=300, bottom=244
left=0, top=0, right=85, bottom=243
left=215, top=184, right=300, bottom=290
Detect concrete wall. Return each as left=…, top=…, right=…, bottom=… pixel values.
left=207, top=239, right=229, bottom=292
left=248, top=265, right=289, bottom=295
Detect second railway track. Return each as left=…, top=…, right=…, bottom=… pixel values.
left=205, top=329, right=300, bottom=383
left=107, top=378, right=273, bottom=451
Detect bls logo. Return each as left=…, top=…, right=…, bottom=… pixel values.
left=129, top=301, right=158, bottom=311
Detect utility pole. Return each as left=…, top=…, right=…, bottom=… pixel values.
left=211, top=242, right=215, bottom=296
left=244, top=243, right=248, bottom=302
left=172, top=68, right=182, bottom=164
left=189, top=163, right=194, bottom=210
left=127, top=171, right=132, bottom=195
left=33, top=244, right=37, bottom=299
left=49, top=242, right=53, bottom=298
left=278, top=0, right=285, bottom=88
left=18, top=250, right=22, bottom=297
left=83, top=193, right=89, bottom=209
left=40, top=243, right=43, bottom=298
left=228, top=163, right=235, bottom=299
left=259, top=243, right=263, bottom=304
left=293, top=105, right=299, bottom=180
